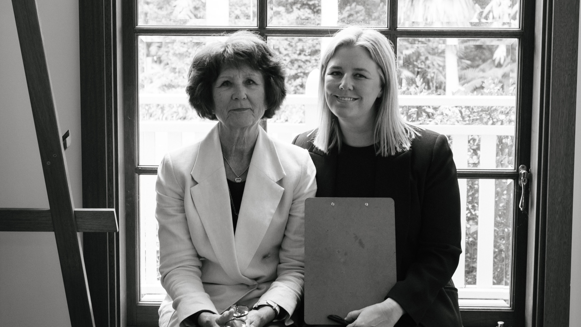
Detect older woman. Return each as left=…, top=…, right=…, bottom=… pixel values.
left=157, top=31, right=317, bottom=327
left=293, top=27, right=462, bottom=327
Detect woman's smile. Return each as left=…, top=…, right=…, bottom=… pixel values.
left=334, top=95, right=360, bottom=102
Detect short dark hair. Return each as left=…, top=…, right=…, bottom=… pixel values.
left=186, top=31, right=286, bottom=120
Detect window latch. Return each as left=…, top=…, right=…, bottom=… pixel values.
left=518, top=164, right=530, bottom=213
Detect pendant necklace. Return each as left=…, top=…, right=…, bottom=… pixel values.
left=223, top=157, right=249, bottom=183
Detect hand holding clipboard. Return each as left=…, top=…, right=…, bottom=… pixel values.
left=327, top=315, right=349, bottom=325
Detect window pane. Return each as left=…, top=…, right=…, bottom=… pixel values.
left=139, top=175, right=166, bottom=302
left=267, top=0, right=321, bottom=26
left=138, top=36, right=220, bottom=166
left=455, top=179, right=514, bottom=308
left=138, top=0, right=256, bottom=26
left=398, top=38, right=517, bottom=169
left=268, top=0, right=387, bottom=27
left=267, top=37, right=327, bottom=142
left=337, top=0, right=388, bottom=26
left=398, top=0, right=520, bottom=28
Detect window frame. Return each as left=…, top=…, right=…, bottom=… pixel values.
left=77, top=0, right=578, bottom=326
left=125, top=1, right=529, bottom=326
left=79, top=0, right=121, bottom=327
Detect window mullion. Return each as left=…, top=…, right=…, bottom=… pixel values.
left=258, top=0, right=267, bottom=32
left=389, top=0, right=398, bottom=30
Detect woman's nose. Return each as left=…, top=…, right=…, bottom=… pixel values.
left=339, top=76, right=353, bottom=90
left=232, top=84, right=247, bottom=100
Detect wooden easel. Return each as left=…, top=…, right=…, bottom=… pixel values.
left=0, top=1, right=118, bottom=326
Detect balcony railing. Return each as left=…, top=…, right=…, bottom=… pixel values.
left=138, top=93, right=515, bottom=307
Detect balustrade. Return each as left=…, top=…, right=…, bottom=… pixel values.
left=138, top=93, right=514, bottom=306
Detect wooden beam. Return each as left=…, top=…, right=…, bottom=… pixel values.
left=536, top=1, right=578, bottom=326
left=11, top=0, right=96, bottom=325
left=76, top=209, right=118, bottom=232
left=79, top=0, right=121, bottom=324
left=0, top=208, right=118, bottom=232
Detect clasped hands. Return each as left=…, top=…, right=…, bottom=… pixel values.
left=190, top=299, right=402, bottom=327
left=342, top=298, right=404, bottom=327
left=195, top=305, right=276, bottom=327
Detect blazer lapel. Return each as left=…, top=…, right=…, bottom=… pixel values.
left=190, top=126, right=245, bottom=281
left=234, top=128, right=285, bottom=272
left=310, top=147, right=337, bottom=197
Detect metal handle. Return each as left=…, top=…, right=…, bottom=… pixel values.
left=519, top=164, right=529, bottom=213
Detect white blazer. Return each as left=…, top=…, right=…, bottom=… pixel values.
left=156, top=125, right=317, bottom=327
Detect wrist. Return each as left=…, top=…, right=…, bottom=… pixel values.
left=382, top=298, right=404, bottom=317
left=253, top=300, right=280, bottom=321
left=194, top=311, right=214, bottom=326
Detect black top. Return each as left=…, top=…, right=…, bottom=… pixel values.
left=293, top=129, right=462, bottom=327
left=227, top=179, right=245, bottom=232
left=335, top=143, right=377, bottom=197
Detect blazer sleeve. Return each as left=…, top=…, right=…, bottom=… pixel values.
left=156, top=153, right=217, bottom=324
left=386, top=133, right=462, bottom=324
left=257, top=149, right=317, bottom=320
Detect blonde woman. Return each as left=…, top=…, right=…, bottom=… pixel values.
left=293, top=27, right=462, bottom=327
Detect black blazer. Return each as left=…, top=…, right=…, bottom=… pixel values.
left=293, top=128, right=463, bottom=327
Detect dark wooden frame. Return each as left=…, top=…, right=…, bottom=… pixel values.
left=526, top=1, right=579, bottom=326
left=121, top=0, right=160, bottom=325
left=74, top=0, right=578, bottom=326
left=79, top=0, right=122, bottom=326
left=123, top=3, right=533, bottom=327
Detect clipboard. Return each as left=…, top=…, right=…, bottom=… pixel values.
left=304, top=198, right=397, bottom=326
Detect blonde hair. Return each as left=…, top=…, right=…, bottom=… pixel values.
left=313, top=27, right=419, bottom=156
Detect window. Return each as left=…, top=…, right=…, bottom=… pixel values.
left=123, top=1, right=533, bottom=326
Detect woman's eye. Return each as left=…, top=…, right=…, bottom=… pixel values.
left=246, top=79, right=257, bottom=85
left=218, top=80, right=231, bottom=87
left=355, top=73, right=367, bottom=79
left=328, top=71, right=342, bottom=76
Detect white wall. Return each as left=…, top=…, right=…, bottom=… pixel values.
left=0, top=0, right=81, bottom=326
left=571, top=4, right=581, bottom=326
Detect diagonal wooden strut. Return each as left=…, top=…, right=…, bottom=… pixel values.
left=9, top=1, right=117, bottom=326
